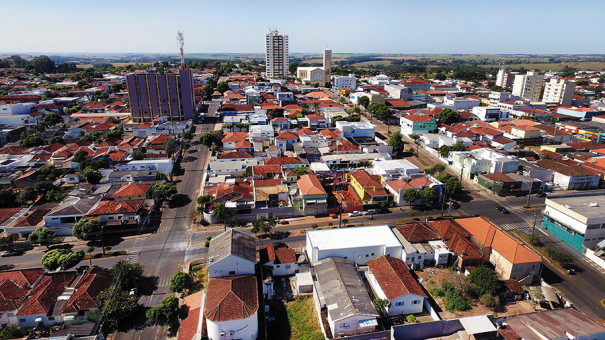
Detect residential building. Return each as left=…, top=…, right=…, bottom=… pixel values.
left=335, top=121, right=375, bottom=138
left=332, top=74, right=357, bottom=91
left=126, top=70, right=195, bottom=122
left=365, top=256, right=426, bottom=316
left=477, top=172, right=523, bottom=196
left=535, top=159, right=599, bottom=190
left=297, top=49, right=332, bottom=86
left=259, top=243, right=299, bottom=276
left=472, top=106, right=509, bottom=122
left=313, top=258, right=379, bottom=337
left=43, top=195, right=103, bottom=234
left=400, top=114, right=437, bottom=135
left=306, top=225, right=403, bottom=265
left=348, top=170, right=388, bottom=204
left=386, top=175, right=444, bottom=206
left=303, top=114, right=330, bottom=130
left=297, top=173, right=328, bottom=215
left=450, top=148, right=519, bottom=176
left=512, top=71, right=543, bottom=101
left=373, top=159, right=420, bottom=180
left=207, top=229, right=256, bottom=278
left=543, top=193, right=605, bottom=253
left=495, top=68, right=514, bottom=89
left=556, top=107, right=600, bottom=121
left=265, top=29, right=289, bottom=78
left=542, top=78, right=576, bottom=105
left=204, top=275, right=258, bottom=340
left=440, top=97, right=480, bottom=110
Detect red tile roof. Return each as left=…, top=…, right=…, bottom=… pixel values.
left=367, top=256, right=426, bottom=300
left=296, top=128, right=313, bottom=136
left=252, top=165, right=282, bottom=178
left=429, top=219, right=471, bottom=241
left=403, top=114, right=435, bottom=123
left=62, top=267, right=113, bottom=314
left=217, top=151, right=253, bottom=159
left=297, top=174, right=327, bottom=196
left=276, top=131, right=299, bottom=140
left=395, top=223, right=440, bottom=243
left=222, top=132, right=248, bottom=143
left=214, top=180, right=254, bottom=201
left=17, top=272, right=77, bottom=316
left=113, top=183, right=151, bottom=198
left=350, top=170, right=382, bottom=188
left=387, top=179, right=414, bottom=193
left=0, top=208, right=21, bottom=225
left=264, top=157, right=302, bottom=165
left=0, top=269, right=44, bottom=312
left=87, top=200, right=144, bottom=216
left=204, top=275, right=258, bottom=322
left=305, top=114, right=327, bottom=121
left=386, top=99, right=411, bottom=107
left=253, top=179, right=283, bottom=188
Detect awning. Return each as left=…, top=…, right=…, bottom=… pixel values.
left=358, top=318, right=378, bottom=328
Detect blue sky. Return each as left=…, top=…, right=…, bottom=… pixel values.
left=1, top=0, right=603, bottom=54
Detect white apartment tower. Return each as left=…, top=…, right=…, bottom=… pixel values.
left=512, top=71, right=543, bottom=101
left=542, top=78, right=576, bottom=105
left=495, top=68, right=514, bottom=89
left=265, top=29, right=289, bottom=78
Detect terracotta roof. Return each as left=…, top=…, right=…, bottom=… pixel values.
left=214, top=180, right=253, bottom=201
left=113, top=183, right=151, bottom=198
left=259, top=243, right=296, bottom=264
left=252, top=165, right=282, bottom=178
left=482, top=172, right=517, bottom=182
left=409, top=177, right=433, bottom=188
left=253, top=179, right=283, bottom=188
left=394, top=223, right=440, bottom=243
left=219, top=104, right=254, bottom=112
left=17, top=272, right=77, bottom=316
left=0, top=208, right=21, bottom=225
left=87, top=199, right=144, bottom=216
left=178, top=297, right=201, bottom=340
left=283, top=104, right=303, bottom=110
left=62, top=267, right=113, bottom=314
left=14, top=207, right=52, bottom=227
left=536, top=159, right=596, bottom=177
left=386, top=179, right=414, bottom=193
left=297, top=174, right=327, bottom=196
left=350, top=170, right=382, bottom=188
left=403, top=114, right=434, bottom=123
left=204, top=275, right=258, bottom=322
left=306, top=91, right=329, bottom=99
left=386, top=99, right=411, bottom=107
left=276, top=131, right=299, bottom=140
left=305, top=114, right=327, bottom=121
left=367, top=256, right=426, bottom=300
left=222, top=132, right=248, bottom=143
left=297, top=128, right=313, bottom=136
left=429, top=219, right=471, bottom=241
left=264, top=157, right=302, bottom=165
left=83, top=101, right=109, bottom=109
left=0, top=269, right=44, bottom=312
left=217, top=151, right=253, bottom=159
left=147, top=134, right=171, bottom=145
left=329, top=140, right=360, bottom=151
left=0, top=146, right=29, bottom=155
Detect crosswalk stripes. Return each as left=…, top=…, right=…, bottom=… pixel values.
left=500, top=222, right=534, bottom=235
left=126, top=237, right=146, bottom=263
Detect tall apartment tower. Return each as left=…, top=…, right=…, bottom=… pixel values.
left=323, top=48, right=332, bottom=80
left=265, top=29, right=289, bottom=78
left=542, top=78, right=576, bottom=106
left=495, top=68, right=514, bottom=89
left=512, top=71, right=543, bottom=102
left=126, top=69, right=195, bottom=122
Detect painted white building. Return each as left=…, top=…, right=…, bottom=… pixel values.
left=440, top=97, right=480, bottom=110
left=472, top=106, right=509, bottom=122
left=259, top=243, right=299, bottom=276
left=0, top=103, right=36, bottom=115
left=335, top=121, right=375, bottom=138
left=512, top=71, right=543, bottom=101
left=265, top=29, right=289, bottom=78
left=115, top=158, right=174, bottom=175
left=372, top=159, right=420, bottom=179
left=249, top=124, right=274, bottom=139
left=495, top=68, right=515, bottom=89
left=365, top=256, right=426, bottom=316
left=450, top=148, right=519, bottom=176
left=306, top=225, right=403, bottom=265
left=542, top=78, right=576, bottom=105
left=368, top=74, right=390, bottom=86
left=207, top=229, right=256, bottom=278
left=332, top=74, right=357, bottom=91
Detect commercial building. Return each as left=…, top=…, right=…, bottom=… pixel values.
left=332, top=74, right=357, bottom=91
left=265, top=29, right=289, bottom=78
left=543, top=193, right=605, bottom=253
left=512, top=71, right=543, bottom=101
left=542, top=78, right=576, bottom=105
left=126, top=69, right=195, bottom=122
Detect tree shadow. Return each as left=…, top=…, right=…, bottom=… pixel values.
left=267, top=299, right=291, bottom=340
left=86, top=235, right=124, bottom=248
left=541, top=265, right=564, bottom=285
left=116, top=305, right=150, bottom=332
left=168, top=194, right=192, bottom=209
left=47, top=243, right=73, bottom=251
left=138, top=276, right=159, bottom=296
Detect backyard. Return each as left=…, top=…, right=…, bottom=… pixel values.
left=267, top=296, right=324, bottom=340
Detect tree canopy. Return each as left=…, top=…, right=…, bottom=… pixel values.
left=72, top=218, right=102, bottom=241
left=27, top=227, right=55, bottom=248
left=436, top=108, right=460, bottom=125
left=467, top=266, right=501, bottom=296
left=41, top=249, right=84, bottom=270
left=146, top=296, right=180, bottom=328
left=82, top=167, right=102, bottom=184
left=402, top=189, right=421, bottom=206
left=94, top=286, right=140, bottom=333
left=152, top=182, right=177, bottom=201
left=169, top=271, right=193, bottom=293
left=388, top=132, right=405, bottom=158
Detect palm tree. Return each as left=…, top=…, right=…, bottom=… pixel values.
left=312, top=101, right=320, bottom=114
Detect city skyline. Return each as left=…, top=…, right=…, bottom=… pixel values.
left=2, top=0, right=605, bottom=54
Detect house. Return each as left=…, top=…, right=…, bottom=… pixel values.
left=334, top=121, right=375, bottom=138
left=477, top=172, right=523, bottom=196
left=207, top=229, right=256, bottom=278
left=209, top=179, right=254, bottom=212
left=393, top=223, right=451, bottom=267
left=222, top=132, right=249, bottom=150
left=429, top=219, right=486, bottom=270
left=365, top=256, right=426, bottom=316
left=115, top=158, right=174, bottom=175
left=61, top=267, right=114, bottom=325
left=177, top=291, right=203, bottom=340
left=43, top=195, right=103, bottom=234
left=535, top=159, right=599, bottom=190
left=111, top=183, right=151, bottom=200
left=386, top=175, right=444, bottom=206
left=204, top=275, right=258, bottom=340
left=450, top=148, right=519, bottom=176
left=306, top=225, right=402, bottom=265
left=270, top=117, right=290, bottom=130
left=252, top=164, right=282, bottom=179
left=86, top=199, right=150, bottom=228
left=313, top=258, right=379, bottom=338
left=264, top=156, right=305, bottom=170
left=348, top=170, right=388, bottom=204
left=373, top=159, right=420, bottom=180
left=253, top=180, right=289, bottom=209
left=274, top=131, right=299, bottom=152
left=303, top=114, right=329, bottom=130
left=249, top=124, right=274, bottom=139
left=500, top=308, right=605, bottom=339
left=0, top=268, right=45, bottom=327
left=297, top=173, right=328, bottom=216
left=491, top=137, right=517, bottom=150
left=400, top=114, right=436, bottom=135
left=259, top=243, right=298, bottom=276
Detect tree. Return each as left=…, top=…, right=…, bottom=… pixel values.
left=372, top=298, right=390, bottom=316
left=152, top=182, right=177, bottom=201
left=82, top=167, right=102, bottom=184
left=406, top=314, right=417, bottom=324
left=434, top=73, right=447, bottom=81
left=132, top=150, right=145, bottom=160
left=28, top=55, right=56, bottom=74
left=409, top=134, right=421, bottom=154
left=41, top=249, right=84, bottom=270
left=94, top=286, right=140, bottom=333
left=0, top=234, right=18, bottom=251
left=200, top=132, right=215, bottom=147
left=292, top=167, right=308, bottom=176
left=19, top=135, right=44, bottom=147
left=58, top=250, right=85, bottom=270
left=425, top=164, right=446, bottom=175
left=0, top=325, right=20, bottom=340
left=0, top=190, right=16, bottom=206
left=528, top=234, right=539, bottom=246
left=388, top=131, right=405, bottom=158
left=73, top=218, right=102, bottom=241
left=169, top=271, right=193, bottom=293
left=436, top=108, right=461, bottom=125
left=163, top=138, right=179, bottom=155
left=216, top=81, right=229, bottom=94
left=253, top=216, right=276, bottom=234
left=18, top=187, right=37, bottom=204
left=443, top=177, right=462, bottom=196
left=444, top=289, right=472, bottom=311
left=80, top=131, right=99, bottom=141
left=420, top=187, right=437, bottom=204
left=358, top=96, right=369, bottom=109
left=374, top=105, right=393, bottom=121
left=104, top=129, right=123, bottom=140
left=402, top=189, right=421, bottom=206
left=73, top=149, right=88, bottom=163
left=146, top=295, right=181, bottom=327
left=42, top=112, right=63, bottom=126
left=27, top=227, right=55, bottom=248
left=238, top=166, right=252, bottom=179
left=467, top=266, right=501, bottom=296
left=181, top=130, right=193, bottom=141
left=110, top=261, right=144, bottom=291
left=49, top=136, right=65, bottom=144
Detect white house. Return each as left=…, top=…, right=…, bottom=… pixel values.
left=249, top=124, right=274, bottom=139
left=207, top=229, right=256, bottom=278
left=313, top=258, right=379, bottom=337
left=204, top=275, right=258, bottom=340
left=365, top=256, right=427, bottom=316
left=306, top=225, right=402, bottom=266
left=450, top=148, right=519, bottom=176
left=335, top=121, right=376, bottom=138
left=115, top=158, right=174, bottom=175
left=259, top=243, right=299, bottom=276
left=472, top=106, right=509, bottom=122
left=372, top=159, right=420, bottom=180
left=440, top=97, right=480, bottom=110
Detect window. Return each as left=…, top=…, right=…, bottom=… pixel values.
left=7, top=313, right=13, bottom=317
left=19, top=318, right=25, bottom=322
left=228, top=271, right=236, bottom=275
left=48, top=317, right=55, bottom=321
left=340, top=322, right=350, bottom=328
left=285, top=264, right=291, bottom=269
left=371, top=253, right=375, bottom=256
left=365, top=254, right=369, bottom=257
left=413, top=300, right=420, bottom=304
left=396, top=301, right=404, bottom=306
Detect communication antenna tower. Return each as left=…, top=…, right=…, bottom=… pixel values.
left=177, top=31, right=185, bottom=70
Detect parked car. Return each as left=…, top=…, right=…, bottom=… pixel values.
left=330, top=213, right=338, bottom=219
left=348, top=211, right=361, bottom=217
left=1, top=250, right=16, bottom=257
left=536, top=192, right=547, bottom=198
left=279, top=220, right=289, bottom=225
left=364, top=209, right=377, bottom=215
left=496, top=206, right=510, bottom=214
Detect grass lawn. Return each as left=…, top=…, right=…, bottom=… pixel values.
left=268, top=297, right=324, bottom=340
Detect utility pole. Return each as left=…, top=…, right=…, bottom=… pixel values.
left=459, top=164, right=465, bottom=186
left=531, top=212, right=538, bottom=235
left=338, top=199, right=343, bottom=228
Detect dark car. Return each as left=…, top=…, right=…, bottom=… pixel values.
left=496, top=206, right=510, bottom=214
left=536, top=192, right=547, bottom=198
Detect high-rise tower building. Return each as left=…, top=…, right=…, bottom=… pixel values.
left=495, top=68, right=514, bottom=89
left=542, top=78, right=576, bottom=105
left=265, top=29, right=289, bottom=78
left=126, top=69, right=195, bottom=122
left=512, top=71, right=543, bottom=102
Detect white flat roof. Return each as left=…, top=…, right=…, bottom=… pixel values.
left=459, top=315, right=496, bottom=334
left=307, top=225, right=400, bottom=250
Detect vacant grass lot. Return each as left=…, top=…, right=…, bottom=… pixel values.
left=268, top=297, right=324, bottom=340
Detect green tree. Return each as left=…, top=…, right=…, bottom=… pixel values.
left=49, top=136, right=65, bottom=144
left=402, top=189, right=421, bottom=206
left=409, top=134, right=421, bottom=154
left=19, top=135, right=44, bottom=147
left=110, top=261, right=145, bottom=291
left=238, top=166, right=252, bottom=179
left=152, top=182, right=177, bottom=201
left=181, top=130, right=193, bottom=141
left=82, top=167, right=102, bottom=184
left=73, top=149, right=88, bottom=163
left=146, top=295, right=180, bottom=327
left=212, top=203, right=233, bottom=230
left=0, top=234, right=18, bottom=251
left=467, top=266, right=501, bottom=296
left=357, top=96, right=369, bottom=109
left=425, top=164, right=446, bottom=175
left=0, top=190, right=16, bottom=206
left=374, top=105, right=393, bottom=121
left=18, top=187, right=37, bottom=204
left=80, top=131, right=99, bottom=141
left=388, top=131, right=405, bottom=158
left=406, top=314, right=417, bottom=324
left=444, top=289, right=472, bottom=311
left=0, top=325, right=21, bottom=340
left=372, top=298, right=390, bottom=316
left=27, top=55, right=56, bottom=73
left=436, top=108, right=460, bottom=125
left=200, top=132, right=215, bottom=147
left=27, top=227, right=56, bottom=248
left=132, top=150, right=145, bottom=160
left=253, top=216, right=276, bottom=234
left=104, top=129, right=124, bottom=140
left=94, top=286, right=140, bottom=333
left=72, top=218, right=102, bottom=241
left=41, top=249, right=84, bottom=270
left=216, top=81, right=229, bottom=94
left=42, top=112, right=63, bottom=126
left=58, top=250, right=85, bottom=270
left=528, top=234, right=539, bottom=246
left=292, top=167, right=308, bottom=176
left=163, top=138, right=179, bottom=155
left=169, top=271, right=193, bottom=293
left=420, top=187, right=437, bottom=204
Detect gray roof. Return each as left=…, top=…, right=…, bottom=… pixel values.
left=47, top=195, right=103, bottom=217
left=208, top=229, right=256, bottom=265
left=314, top=257, right=378, bottom=322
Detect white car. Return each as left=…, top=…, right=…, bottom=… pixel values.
left=348, top=211, right=361, bottom=217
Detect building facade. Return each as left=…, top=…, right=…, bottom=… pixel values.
left=265, top=29, right=289, bottom=78
left=495, top=68, right=515, bottom=89
left=126, top=70, right=195, bottom=122
left=542, top=78, right=576, bottom=105
left=512, top=71, right=543, bottom=101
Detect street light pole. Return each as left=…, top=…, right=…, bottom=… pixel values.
left=532, top=212, right=538, bottom=236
